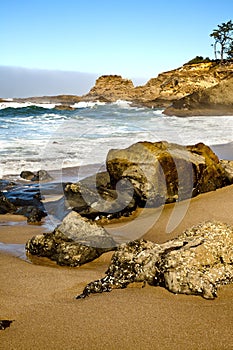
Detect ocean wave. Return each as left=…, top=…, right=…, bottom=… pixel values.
left=71, top=101, right=106, bottom=108
left=0, top=104, right=233, bottom=177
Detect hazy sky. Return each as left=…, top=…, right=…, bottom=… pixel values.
left=1, top=0, right=233, bottom=97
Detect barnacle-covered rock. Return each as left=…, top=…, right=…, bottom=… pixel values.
left=76, top=221, right=233, bottom=299
left=26, top=211, right=116, bottom=266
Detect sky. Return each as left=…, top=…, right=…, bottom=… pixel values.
left=1, top=0, right=233, bottom=97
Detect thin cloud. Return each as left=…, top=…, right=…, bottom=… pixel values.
left=0, top=66, right=99, bottom=98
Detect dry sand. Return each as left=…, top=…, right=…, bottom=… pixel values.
left=1, top=185, right=233, bottom=349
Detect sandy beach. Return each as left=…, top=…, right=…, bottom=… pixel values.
left=1, top=178, right=233, bottom=349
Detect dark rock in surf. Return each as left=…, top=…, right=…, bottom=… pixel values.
left=20, top=169, right=53, bottom=182
left=76, top=221, right=233, bottom=300
left=25, top=211, right=116, bottom=266
left=5, top=186, right=43, bottom=208
left=0, top=192, right=16, bottom=214
left=20, top=170, right=35, bottom=181
left=0, top=180, right=16, bottom=191
left=32, top=170, right=54, bottom=182
left=1, top=182, right=46, bottom=223
left=15, top=206, right=47, bottom=224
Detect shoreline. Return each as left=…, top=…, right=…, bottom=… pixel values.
left=0, top=140, right=232, bottom=256
left=2, top=140, right=233, bottom=182
left=0, top=141, right=233, bottom=349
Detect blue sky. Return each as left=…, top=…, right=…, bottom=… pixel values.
left=1, top=0, right=233, bottom=96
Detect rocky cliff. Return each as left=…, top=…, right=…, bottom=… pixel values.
left=83, top=75, right=135, bottom=102
left=83, top=61, right=233, bottom=108
left=164, top=75, right=233, bottom=116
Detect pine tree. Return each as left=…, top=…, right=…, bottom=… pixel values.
left=210, top=20, right=233, bottom=62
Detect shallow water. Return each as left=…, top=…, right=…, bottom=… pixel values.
left=0, top=242, right=26, bottom=260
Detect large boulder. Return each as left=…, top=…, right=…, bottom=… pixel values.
left=106, top=141, right=230, bottom=207
left=76, top=221, right=233, bottom=299
left=26, top=211, right=116, bottom=266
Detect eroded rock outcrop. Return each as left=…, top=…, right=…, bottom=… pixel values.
left=164, top=75, right=233, bottom=116
left=82, top=62, right=233, bottom=108
left=83, top=75, right=135, bottom=102
left=26, top=211, right=116, bottom=266
left=137, top=62, right=233, bottom=103
left=76, top=221, right=233, bottom=299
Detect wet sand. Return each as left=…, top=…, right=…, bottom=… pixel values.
left=1, top=183, right=233, bottom=349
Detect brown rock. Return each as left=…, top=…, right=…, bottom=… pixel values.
left=83, top=75, right=136, bottom=102
left=106, top=141, right=229, bottom=207
left=82, top=62, right=233, bottom=108
left=164, top=75, right=233, bottom=116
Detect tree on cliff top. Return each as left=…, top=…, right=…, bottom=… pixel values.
left=227, top=41, right=233, bottom=59
left=210, top=20, right=233, bottom=62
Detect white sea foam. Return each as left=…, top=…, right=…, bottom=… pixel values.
left=0, top=103, right=233, bottom=177
left=113, top=100, right=132, bottom=108
left=0, top=102, right=60, bottom=110
left=71, top=101, right=106, bottom=108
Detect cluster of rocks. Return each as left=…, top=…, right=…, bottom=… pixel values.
left=24, top=142, right=233, bottom=277
left=81, top=61, right=233, bottom=114
left=3, top=141, right=232, bottom=227
left=20, top=170, right=53, bottom=182
left=21, top=141, right=233, bottom=299
left=76, top=221, right=233, bottom=300
left=63, top=142, right=232, bottom=222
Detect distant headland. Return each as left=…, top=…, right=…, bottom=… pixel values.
left=1, top=60, right=233, bottom=116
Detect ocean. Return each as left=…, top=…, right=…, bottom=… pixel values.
left=1, top=100, right=233, bottom=180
